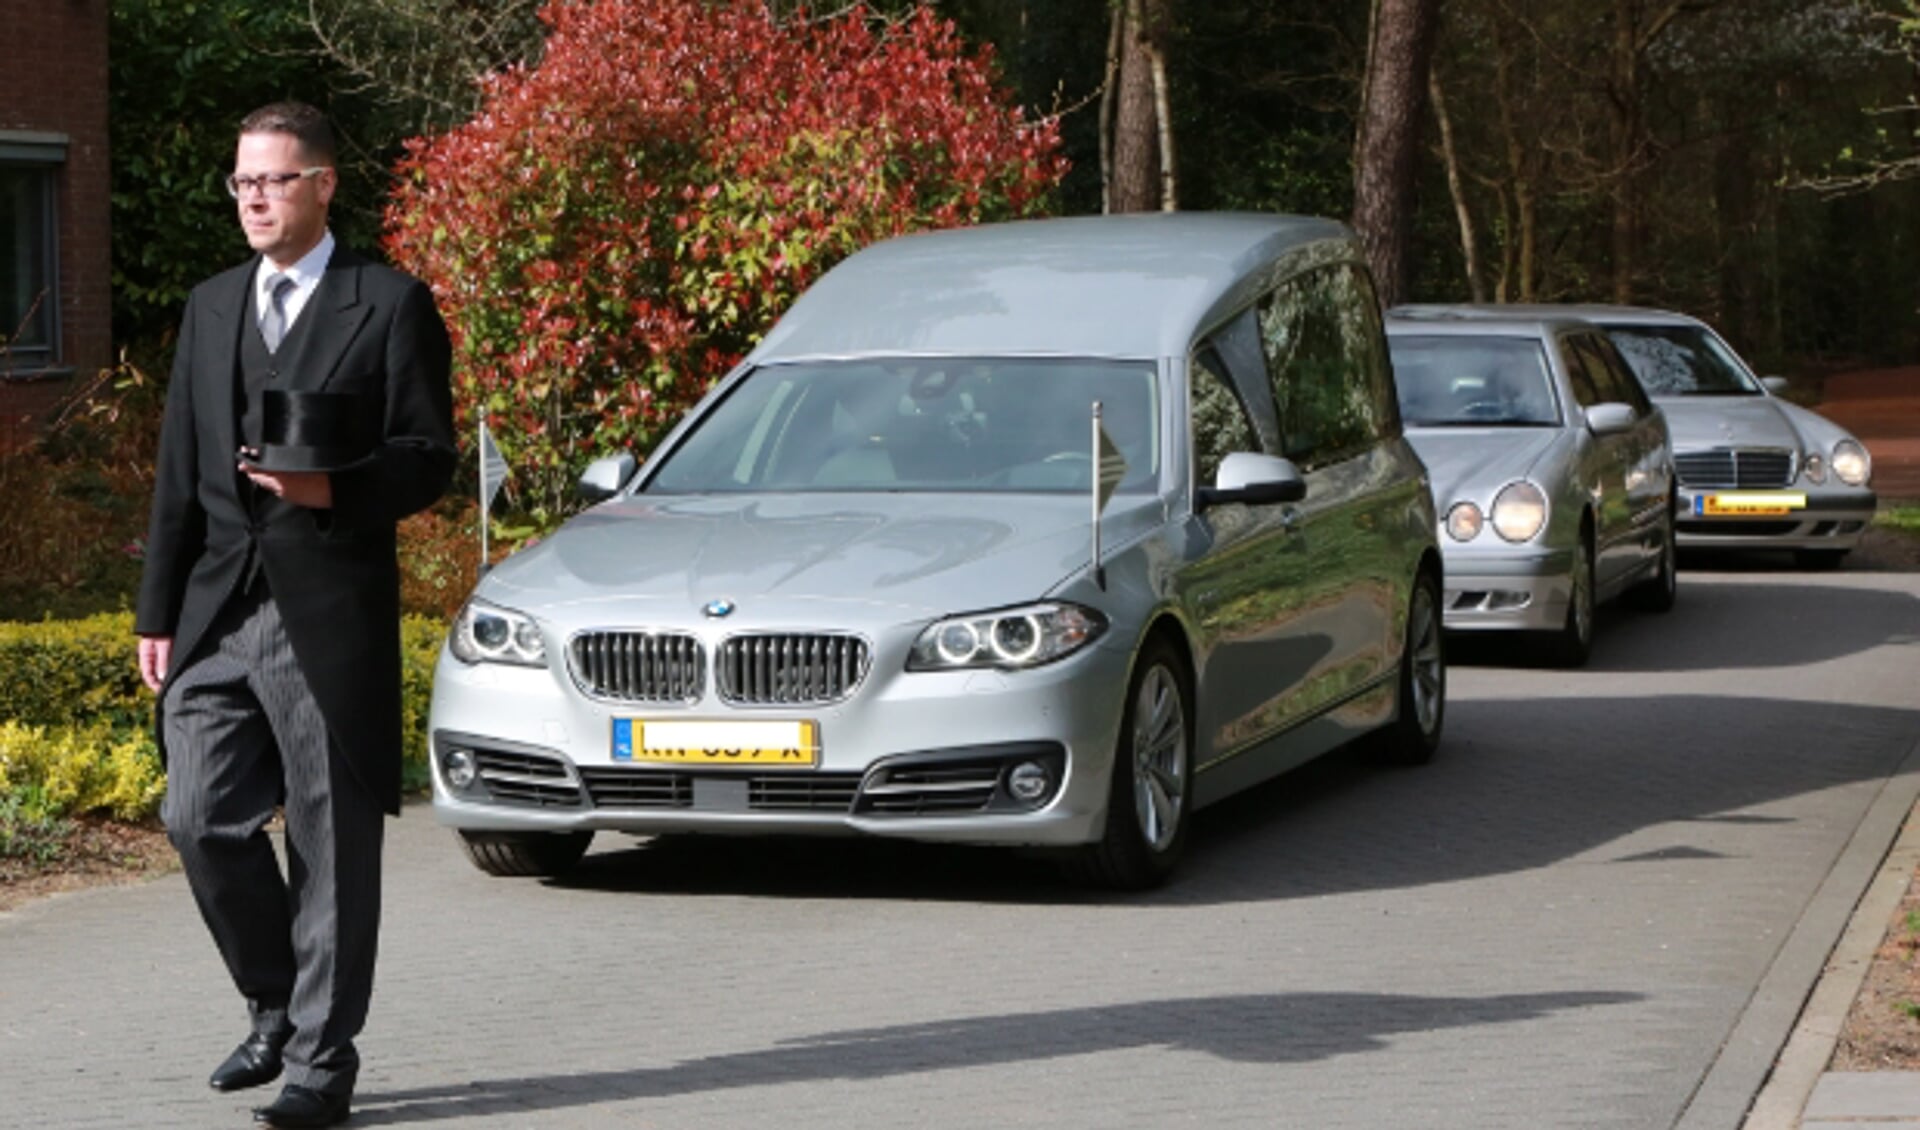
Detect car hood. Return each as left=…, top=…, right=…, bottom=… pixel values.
left=1654, top=396, right=1800, bottom=453
left=476, top=492, right=1164, bottom=623
left=1404, top=428, right=1565, bottom=504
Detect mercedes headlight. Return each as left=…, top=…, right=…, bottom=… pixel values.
left=1445, top=502, right=1484, bottom=542
left=1801, top=452, right=1826, bottom=485
left=449, top=599, right=548, bottom=667
left=909, top=603, right=1108, bottom=671
left=1831, top=439, right=1870, bottom=487
left=1490, top=481, right=1548, bottom=543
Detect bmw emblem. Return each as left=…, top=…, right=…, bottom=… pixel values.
left=704, top=598, right=736, bottom=619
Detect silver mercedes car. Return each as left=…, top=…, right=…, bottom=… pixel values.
left=1386, top=312, right=1677, bottom=666
left=1581, top=308, right=1877, bottom=568
left=428, top=213, right=1444, bottom=889
left=1430, top=306, right=1876, bottom=567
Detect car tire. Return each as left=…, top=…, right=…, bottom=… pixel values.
left=1071, top=637, right=1193, bottom=890
left=1628, top=498, right=1678, bottom=613
left=1540, top=527, right=1595, bottom=668
left=1373, top=568, right=1445, bottom=767
left=457, top=830, right=594, bottom=877
left=1794, top=548, right=1848, bottom=571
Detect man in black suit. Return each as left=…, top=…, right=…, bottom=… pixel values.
left=134, top=101, right=455, bottom=1129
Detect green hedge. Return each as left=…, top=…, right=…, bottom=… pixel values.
left=0, top=612, right=448, bottom=818
left=0, top=613, right=151, bottom=732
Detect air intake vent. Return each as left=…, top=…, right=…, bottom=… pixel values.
left=858, top=761, right=1002, bottom=815
left=569, top=631, right=704, bottom=703
left=716, top=634, right=870, bottom=705
left=578, top=767, right=861, bottom=812
left=473, top=749, right=583, bottom=808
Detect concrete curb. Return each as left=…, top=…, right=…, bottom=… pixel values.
left=1733, top=733, right=1920, bottom=1130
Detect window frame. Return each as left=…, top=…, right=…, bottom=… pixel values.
left=0, top=132, right=66, bottom=375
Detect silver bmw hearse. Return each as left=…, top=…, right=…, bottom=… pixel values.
left=429, top=213, right=1443, bottom=888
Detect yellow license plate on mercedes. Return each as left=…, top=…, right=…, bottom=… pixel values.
left=612, top=718, right=819, bottom=767
left=1696, top=491, right=1807, bottom=517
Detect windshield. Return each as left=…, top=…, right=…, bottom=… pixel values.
left=645, top=357, right=1160, bottom=494
left=1387, top=335, right=1562, bottom=427
left=1603, top=324, right=1761, bottom=396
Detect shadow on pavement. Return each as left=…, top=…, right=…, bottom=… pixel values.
left=541, top=693, right=1919, bottom=909
left=347, top=989, right=1639, bottom=1124
left=1448, top=577, right=1920, bottom=672
left=1169, top=693, right=1920, bottom=905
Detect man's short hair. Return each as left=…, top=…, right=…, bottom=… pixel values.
left=239, top=101, right=337, bottom=166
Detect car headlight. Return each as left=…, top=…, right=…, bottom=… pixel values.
left=908, top=602, right=1108, bottom=671
left=449, top=599, right=548, bottom=667
left=1490, top=481, right=1548, bottom=543
left=1445, top=502, right=1484, bottom=542
left=1831, top=439, right=1870, bottom=487
left=1802, top=452, right=1826, bottom=485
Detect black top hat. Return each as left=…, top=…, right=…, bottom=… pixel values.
left=241, top=390, right=380, bottom=473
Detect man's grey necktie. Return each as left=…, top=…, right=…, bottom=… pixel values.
left=262, top=272, right=295, bottom=352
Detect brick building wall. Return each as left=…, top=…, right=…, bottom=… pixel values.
left=1, top=0, right=112, bottom=431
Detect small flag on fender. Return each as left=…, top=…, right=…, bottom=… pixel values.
left=1095, top=419, right=1127, bottom=515
left=479, top=421, right=509, bottom=510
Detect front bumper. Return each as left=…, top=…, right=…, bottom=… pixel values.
left=426, top=639, right=1130, bottom=848
left=1674, top=486, right=1876, bottom=552
left=1436, top=546, right=1574, bottom=632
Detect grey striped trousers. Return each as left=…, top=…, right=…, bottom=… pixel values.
left=161, top=582, right=383, bottom=1097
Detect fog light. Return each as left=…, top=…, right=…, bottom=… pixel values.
left=1007, top=761, right=1052, bottom=804
left=444, top=748, right=477, bottom=790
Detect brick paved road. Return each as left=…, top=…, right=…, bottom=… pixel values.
left=3, top=569, right=1918, bottom=1130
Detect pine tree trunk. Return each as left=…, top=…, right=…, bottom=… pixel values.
left=1608, top=0, right=1642, bottom=305
left=1350, top=0, right=1441, bottom=306
left=1109, top=0, right=1161, bottom=213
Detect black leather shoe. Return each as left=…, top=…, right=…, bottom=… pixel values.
left=253, top=1084, right=351, bottom=1128
left=208, top=1031, right=288, bottom=1092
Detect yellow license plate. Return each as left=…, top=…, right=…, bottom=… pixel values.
left=1697, top=491, right=1807, bottom=517
left=613, top=719, right=818, bottom=767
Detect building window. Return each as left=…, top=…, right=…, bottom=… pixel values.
left=0, top=133, right=64, bottom=374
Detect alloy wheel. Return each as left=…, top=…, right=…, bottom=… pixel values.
left=1131, top=663, right=1188, bottom=853
left=1409, top=581, right=1444, bottom=737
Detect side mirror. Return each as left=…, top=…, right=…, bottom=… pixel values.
left=1197, top=452, right=1307, bottom=511
left=577, top=453, right=638, bottom=502
left=1585, top=403, right=1636, bottom=436
left=1760, top=376, right=1790, bottom=396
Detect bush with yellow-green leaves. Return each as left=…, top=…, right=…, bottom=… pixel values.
left=0, top=613, right=448, bottom=825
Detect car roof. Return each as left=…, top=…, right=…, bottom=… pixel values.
left=751, top=212, right=1359, bottom=363
left=1384, top=310, right=1590, bottom=339
left=1391, top=302, right=1706, bottom=329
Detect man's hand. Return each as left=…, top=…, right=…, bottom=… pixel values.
left=240, top=453, right=333, bottom=509
left=138, top=635, right=172, bottom=693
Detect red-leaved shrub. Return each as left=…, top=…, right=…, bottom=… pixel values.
left=385, top=0, right=1067, bottom=521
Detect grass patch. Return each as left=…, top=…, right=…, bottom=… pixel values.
left=1876, top=504, right=1920, bottom=539
left=0, top=791, right=75, bottom=866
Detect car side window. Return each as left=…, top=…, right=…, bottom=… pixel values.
left=1560, top=335, right=1604, bottom=409
left=1569, top=335, right=1641, bottom=415
left=1259, top=266, right=1381, bottom=468
left=1189, top=346, right=1257, bottom=487
left=1331, top=265, right=1400, bottom=440
left=1587, top=336, right=1654, bottom=415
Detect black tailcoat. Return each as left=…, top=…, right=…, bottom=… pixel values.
left=136, top=246, right=455, bottom=813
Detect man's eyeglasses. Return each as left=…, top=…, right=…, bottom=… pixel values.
left=225, top=167, right=328, bottom=200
